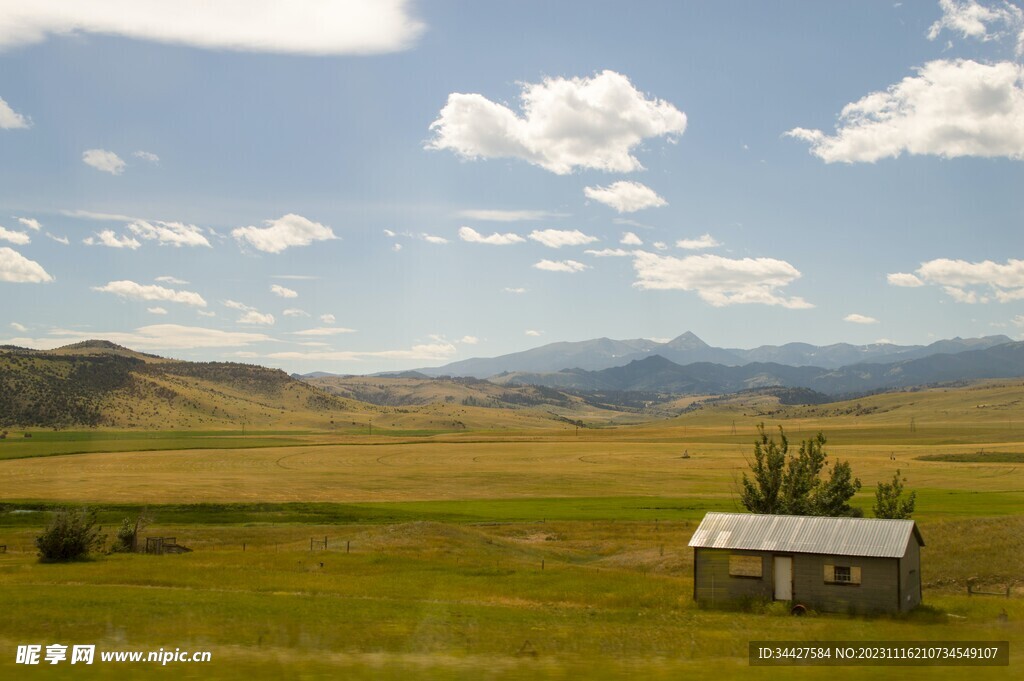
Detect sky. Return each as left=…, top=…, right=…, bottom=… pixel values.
left=1, top=0, right=1022, bottom=374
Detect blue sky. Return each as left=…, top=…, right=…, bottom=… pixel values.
left=1, top=0, right=1022, bottom=373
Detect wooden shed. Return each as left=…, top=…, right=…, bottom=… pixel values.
left=689, top=512, right=924, bottom=614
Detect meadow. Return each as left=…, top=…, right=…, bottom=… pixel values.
left=0, top=381, right=1021, bottom=679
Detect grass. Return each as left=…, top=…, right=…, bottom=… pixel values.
left=917, top=452, right=1024, bottom=463
left=0, top=379, right=1022, bottom=678
left=0, top=517, right=1021, bottom=679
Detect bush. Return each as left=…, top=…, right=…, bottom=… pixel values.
left=35, top=507, right=106, bottom=562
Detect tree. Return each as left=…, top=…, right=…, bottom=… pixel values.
left=112, top=509, right=151, bottom=553
left=873, top=469, right=916, bottom=519
left=741, top=424, right=862, bottom=517
left=35, top=507, right=106, bottom=562
left=740, top=424, right=788, bottom=514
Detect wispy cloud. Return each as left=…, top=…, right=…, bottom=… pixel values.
left=584, top=181, right=667, bottom=213
left=533, top=259, right=589, bottom=273
left=82, top=149, right=126, bottom=175
left=458, top=226, right=525, bottom=245
left=676, top=234, right=721, bottom=250
left=271, top=284, right=298, bottom=298
left=459, top=209, right=565, bottom=222
left=528, top=229, right=598, bottom=248
left=83, top=230, right=141, bottom=250
left=0, top=1, right=425, bottom=55
left=94, top=280, right=206, bottom=307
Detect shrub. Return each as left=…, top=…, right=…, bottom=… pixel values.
left=35, top=507, right=106, bottom=562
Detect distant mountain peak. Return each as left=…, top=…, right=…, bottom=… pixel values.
left=665, top=331, right=708, bottom=348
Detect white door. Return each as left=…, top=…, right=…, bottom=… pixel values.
left=773, top=556, right=793, bottom=600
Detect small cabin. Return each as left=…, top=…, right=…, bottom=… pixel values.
left=689, top=512, right=924, bottom=614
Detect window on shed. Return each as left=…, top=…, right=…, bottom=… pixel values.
left=824, top=564, right=861, bottom=585
left=729, top=555, right=762, bottom=578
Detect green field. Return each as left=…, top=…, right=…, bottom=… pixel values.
left=1, top=381, right=1022, bottom=679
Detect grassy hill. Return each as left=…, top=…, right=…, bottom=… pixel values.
left=0, top=341, right=370, bottom=430
left=0, top=342, right=634, bottom=432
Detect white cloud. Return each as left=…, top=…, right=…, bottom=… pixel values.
left=676, top=233, right=721, bottom=250
left=224, top=300, right=274, bottom=324
left=1012, top=314, right=1024, bottom=327
left=133, top=150, right=160, bottom=163
left=0, top=226, right=30, bottom=245
left=197, top=310, right=216, bottom=318
left=320, top=313, right=336, bottom=324
left=620, top=232, right=643, bottom=246
left=44, top=324, right=271, bottom=350
left=584, top=181, right=667, bottom=213
left=652, top=241, right=668, bottom=250
left=392, top=243, right=403, bottom=252
left=10, top=322, right=27, bottom=332
left=0, top=1, right=424, bottom=55
left=46, top=233, right=69, bottom=245
left=16, top=217, right=41, bottom=231
left=84, top=230, right=141, bottom=249
left=147, top=306, right=168, bottom=315
left=528, top=229, right=598, bottom=248
left=292, top=327, right=357, bottom=336
left=271, top=284, right=298, bottom=298
left=525, top=329, right=542, bottom=337
left=422, top=234, right=449, bottom=244
left=927, top=0, right=1023, bottom=52
left=155, top=275, right=189, bottom=284
left=533, top=259, right=589, bottom=273
left=0, top=247, right=53, bottom=283
left=60, top=209, right=139, bottom=222
left=383, top=229, right=397, bottom=237
left=428, top=70, right=687, bottom=175
left=283, top=308, right=310, bottom=317
left=127, top=219, right=211, bottom=247
left=94, top=280, right=206, bottom=307
left=458, top=226, right=525, bottom=245
left=459, top=209, right=563, bottom=222
left=459, top=335, right=479, bottom=345
left=631, top=252, right=812, bottom=309
left=266, top=340, right=457, bottom=362
left=844, top=313, right=880, bottom=324
left=503, top=287, right=527, bottom=294
left=786, top=59, right=1024, bottom=162
left=238, top=310, right=275, bottom=325
left=584, top=248, right=633, bottom=257
left=887, top=272, right=924, bottom=287
left=273, top=274, right=318, bottom=280
left=891, top=257, right=1024, bottom=303
left=0, top=96, right=30, bottom=129
left=232, top=213, right=336, bottom=253
left=82, top=148, right=126, bottom=175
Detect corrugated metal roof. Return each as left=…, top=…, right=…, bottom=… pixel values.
left=688, top=512, right=923, bottom=558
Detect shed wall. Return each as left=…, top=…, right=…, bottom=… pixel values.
left=694, top=548, right=907, bottom=614
left=899, top=535, right=922, bottom=612
left=694, top=548, right=772, bottom=605
left=791, top=553, right=899, bottom=614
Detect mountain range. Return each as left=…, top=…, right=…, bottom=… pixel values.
left=403, top=332, right=1015, bottom=378
left=489, top=341, right=1024, bottom=396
